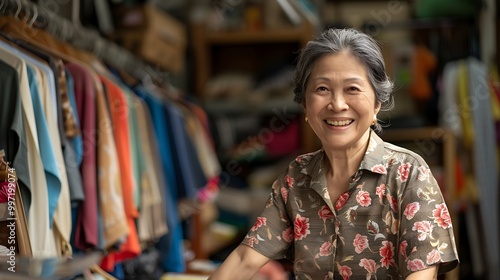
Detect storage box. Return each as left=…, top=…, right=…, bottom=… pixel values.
left=111, top=5, right=186, bottom=73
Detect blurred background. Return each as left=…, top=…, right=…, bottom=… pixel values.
left=0, top=0, right=498, bottom=280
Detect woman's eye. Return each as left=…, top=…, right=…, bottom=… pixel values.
left=316, top=86, right=328, bottom=91
left=348, top=87, right=360, bottom=92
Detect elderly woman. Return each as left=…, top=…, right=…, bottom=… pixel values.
left=209, top=28, right=459, bottom=280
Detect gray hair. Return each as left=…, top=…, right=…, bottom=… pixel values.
left=293, top=28, right=394, bottom=132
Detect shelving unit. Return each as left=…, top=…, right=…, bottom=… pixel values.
left=191, top=22, right=314, bottom=98
left=189, top=19, right=316, bottom=260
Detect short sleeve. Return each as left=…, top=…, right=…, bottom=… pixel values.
left=241, top=175, right=293, bottom=259
left=398, top=161, right=459, bottom=278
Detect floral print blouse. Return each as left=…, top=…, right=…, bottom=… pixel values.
left=242, top=131, right=459, bottom=279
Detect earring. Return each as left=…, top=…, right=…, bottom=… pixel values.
left=305, top=116, right=308, bottom=122
left=372, top=116, right=377, bottom=126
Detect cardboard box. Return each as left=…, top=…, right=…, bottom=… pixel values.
left=111, top=5, right=186, bottom=73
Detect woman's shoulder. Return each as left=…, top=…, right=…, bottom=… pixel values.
left=288, top=149, right=324, bottom=169
left=381, top=140, right=431, bottom=168
left=276, top=149, right=325, bottom=180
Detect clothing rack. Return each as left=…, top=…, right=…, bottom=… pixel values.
left=0, top=0, right=168, bottom=85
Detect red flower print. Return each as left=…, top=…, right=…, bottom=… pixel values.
left=251, top=217, right=267, bottom=231
left=353, top=234, right=369, bottom=254
left=371, top=164, right=387, bottom=174
left=284, top=175, right=294, bottom=188
left=280, top=187, right=289, bottom=204
left=295, top=155, right=304, bottom=163
left=397, top=163, right=412, bottom=182
left=282, top=228, right=293, bottom=243
left=318, top=241, right=333, bottom=257
left=417, top=166, right=431, bottom=181
left=294, top=214, right=310, bottom=240
left=337, top=264, right=352, bottom=280
left=379, top=241, right=396, bottom=268
left=426, top=249, right=441, bottom=265
left=376, top=184, right=386, bottom=202
left=412, top=221, right=433, bottom=241
left=432, top=203, right=452, bottom=229
left=356, top=190, right=372, bottom=207
left=407, top=259, right=426, bottom=272
left=359, top=258, right=379, bottom=274
left=386, top=193, right=398, bottom=213
left=403, top=202, right=421, bottom=220
left=399, top=241, right=408, bottom=259
left=318, top=205, right=334, bottom=221
left=246, top=236, right=259, bottom=247
left=335, top=192, right=351, bottom=211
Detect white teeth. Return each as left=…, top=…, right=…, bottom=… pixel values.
left=325, top=120, right=353, bottom=126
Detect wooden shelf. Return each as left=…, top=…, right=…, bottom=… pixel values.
left=190, top=20, right=316, bottom=261
left=204, top=27, right=311, bottom=44
left=191, top=21, right=314, bottom=99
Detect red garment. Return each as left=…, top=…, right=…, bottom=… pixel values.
left=0, top=181, right=14, bottom=203
left=66, top=63, right=98, bottom=250
left=99, top=76, right=141, bottom=269
left=265, top=118, right=300, bottom=158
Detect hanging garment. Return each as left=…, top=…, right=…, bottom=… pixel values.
left=62, top=68, right=85, bottom=205
left=165, top=102, right=207, bottom=200
left=0, top=156, right=32, bottom=257
left=66, top=62, right=99, bottom=250
left=133, top=96, right=168, bottom=243
left=439, top=61, right=462, bottom=137
left=181, top=104, right=221, bottom=180
left=54, top=59, right=80, bottom=138
left=100, top=75, right=141, bottom=267
left=94, top=86, right=129, bottom=248
left=124, top=89, right=142, bottom=212
left=3, top=45, right=66, bottom=230
left=26, top=63, right=73, bottom=256
left=134, top=86, right=185, bottom=272
left=465, top=58, right=500, bottom=280
left=0, top=48, right=57, bottom=257
left=0, top=58, right=31, bottom=214
left=410, top=44, right=437, bottom=101
left=8, top=40, right=85, bottom=208
left=21, top=52, right=74, bottom=256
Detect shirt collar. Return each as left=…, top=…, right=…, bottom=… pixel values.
left=359, top=131, right=388, bottom=175
left=299, top=129, right=388, bottom=179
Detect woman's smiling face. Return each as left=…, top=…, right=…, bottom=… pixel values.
left=304, top=51, right=381, bottom=153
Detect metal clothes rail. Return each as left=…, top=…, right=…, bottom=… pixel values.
left=0, top=0, right=168, bottom=85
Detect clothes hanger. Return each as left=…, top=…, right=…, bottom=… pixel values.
left=0, top=0, right=6, bottom=14
left=21, top=0, right=30, bottom=22
left=28, top=4, right=37, bottom=27
left=14, top=0, right=22, bottom=19
left=0, top=1, right=168, bottom=89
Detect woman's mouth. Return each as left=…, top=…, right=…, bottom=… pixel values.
left=324, top=119, right=354, bottom=126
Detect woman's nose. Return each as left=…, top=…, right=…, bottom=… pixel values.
left=328, top=94, right=349, bottom=112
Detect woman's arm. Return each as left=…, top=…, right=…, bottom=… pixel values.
left=406, top=265, right=438, bottom=280
left=208, top=244, right=270, bottom=280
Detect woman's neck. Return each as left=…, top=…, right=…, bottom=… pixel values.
left=323, top=130, right=371, bottom=180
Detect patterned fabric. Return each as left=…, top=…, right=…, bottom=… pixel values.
left=55, top=59, right=80, bottom=138
left=242, top=131, right=459, bottom=279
